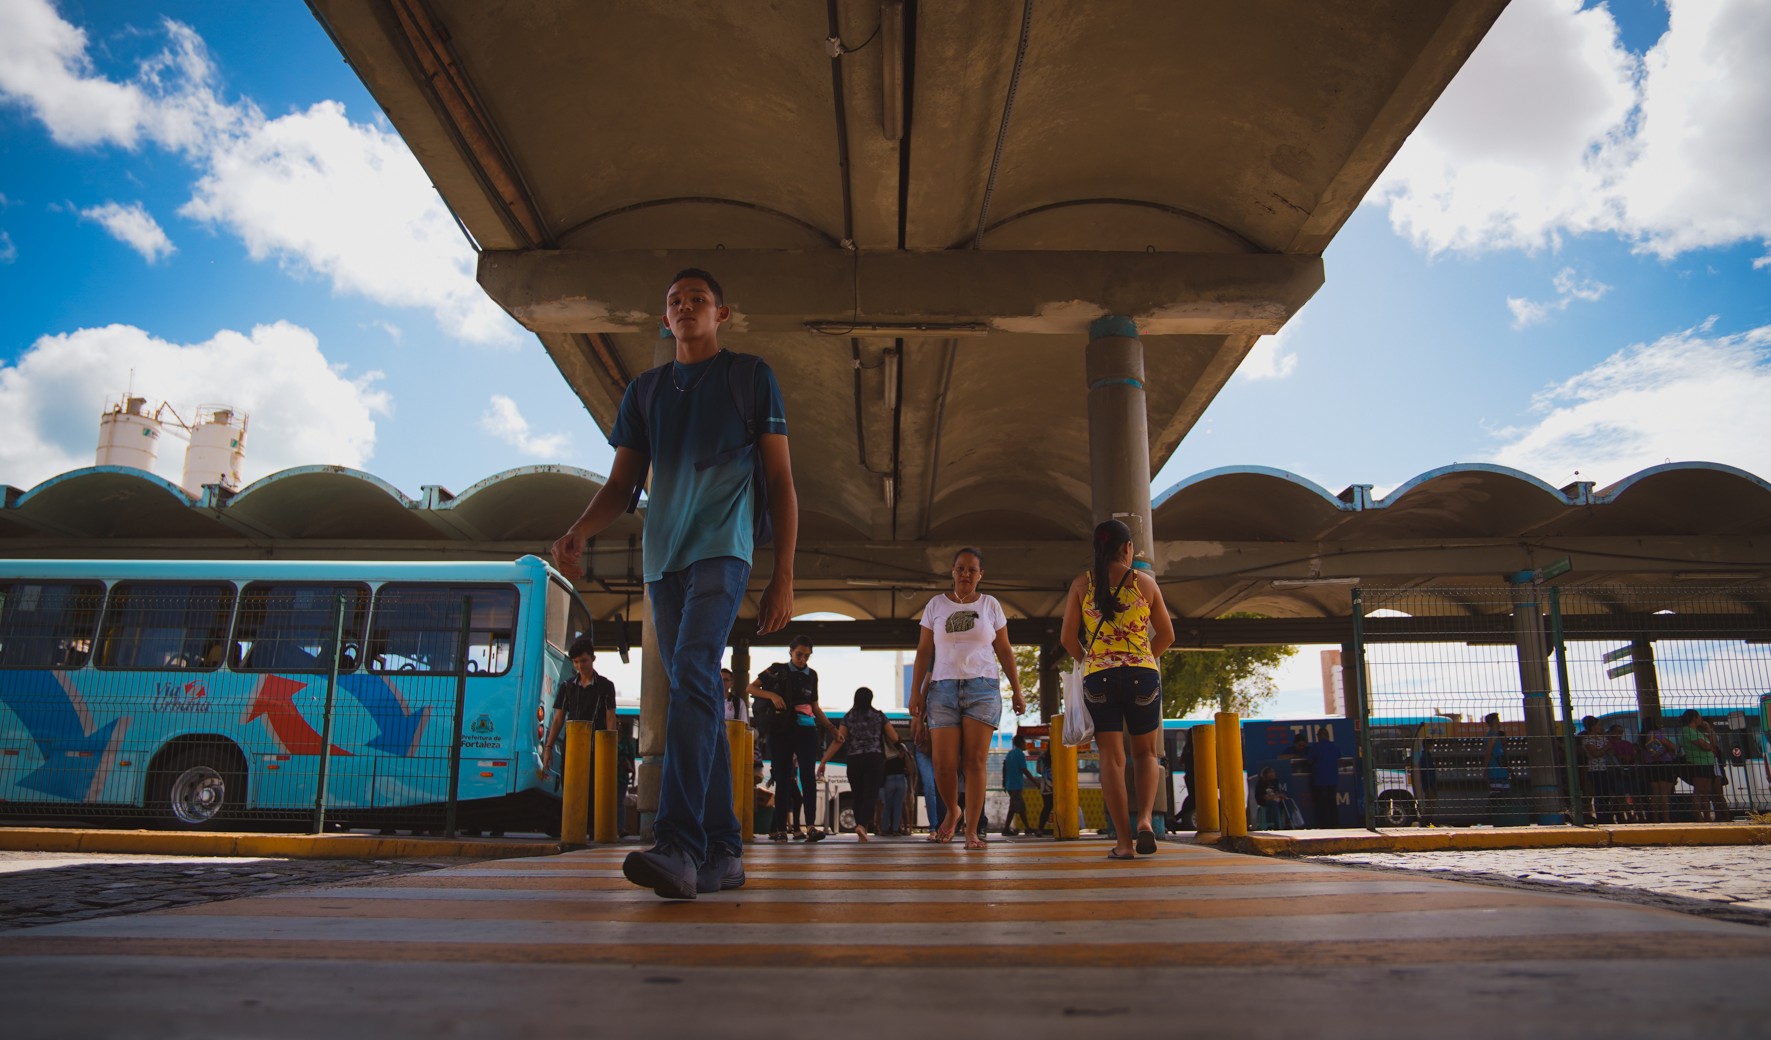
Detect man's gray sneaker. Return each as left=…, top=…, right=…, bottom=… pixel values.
left=696, top=847, right=746, bottom=894
left=623, top=843, right=697, bottom=900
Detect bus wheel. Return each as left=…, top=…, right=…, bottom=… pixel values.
left=1374, top=791, right=1417, bottom=828
left=836, top=795, right=855, bottom=833
left=151, top=744, right=245, bottom=830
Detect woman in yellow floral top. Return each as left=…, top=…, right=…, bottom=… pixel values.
left=1060, top=519, right=1174, bottom=859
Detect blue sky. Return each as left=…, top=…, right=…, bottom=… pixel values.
left=3, top=0, right=1769, bottom=716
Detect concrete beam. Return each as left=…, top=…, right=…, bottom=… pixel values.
left=477, top=249, right=1323, bottom=336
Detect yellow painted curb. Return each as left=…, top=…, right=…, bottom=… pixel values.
left=0, top=828, right=562, bottom=860
left=1220, top=823, right=1771, bottom=857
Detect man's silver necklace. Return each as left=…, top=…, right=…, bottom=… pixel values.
left=671, top=349, right=726, bottom=392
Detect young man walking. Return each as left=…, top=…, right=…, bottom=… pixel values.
left=552, top=268, right=797, bottom=899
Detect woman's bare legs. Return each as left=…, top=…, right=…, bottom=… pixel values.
left=1132, top=728, right=1162, bottom=834
left=1097, top=729, right=1134, bottom=857
left=930, top=725, right=960, bottom=841
left=961, top=718, right=994, bottom=848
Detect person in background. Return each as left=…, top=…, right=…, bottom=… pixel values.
left=908, top=547, right=1025, bottom=849
left=1254, top=765, right=1292, bottom=830
left=722, top=668, right=748, bottom=725
left=1578, top=715, right=1614, bottom=824
left=1605, top=723, right=1639, bottom=822
left=881, top=735, right=911, bottom=836
left=817, top=687, right=900, bottom=841
left=1679, top=709, right=1728, bottom=822
left=1034, top=741, right=1056, bottom=836
left=1484, top=712, right=1511, bottom=823
left=538, top=637, right=618, bottom=834
left=1639, top=716, right=1678, bottom=823
left=1407, top=720, right=1438, bottom=826
left=1306, top=726, right=1342, bottom=829
left=752, top=636, right=833, bottom=841
left=1000, top=733, right=1039, bottom=836
left=1059, top=520, right=1175, bottom=860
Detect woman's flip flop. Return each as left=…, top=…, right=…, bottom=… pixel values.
left=1135, top=829, right=1158, bottom=855
left=1106, top=848, right=1137, bottom=860
left=964, top=834, right=987, bottom=850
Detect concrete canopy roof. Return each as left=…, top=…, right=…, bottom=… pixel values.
left=306, top=0, right=1507, bottom=550
left=7, top=462, right=1771, bottom=637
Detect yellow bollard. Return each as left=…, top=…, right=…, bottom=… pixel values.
left=561, top=720, right=591, bottom=847
left=1192, top=722, right=1219, bottom=835
left=1051, top=717, right=1081, bottom=841
left=593, top=728, right=618, bottom=843
left=742, top=726, right=756, bottom=843
left=1215, top=712, right=1247, bottom=838
left=727, top=720, right=745, bottom=831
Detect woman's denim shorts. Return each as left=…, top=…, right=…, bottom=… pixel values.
left=1082, top=665, right=1161, bottom=736
left=926, top=676, right=1001, bottom=729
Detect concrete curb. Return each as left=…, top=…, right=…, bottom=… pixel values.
left=0, top=827, right=563, bottom=860
left=1220, top=823, right=1771, bottom=857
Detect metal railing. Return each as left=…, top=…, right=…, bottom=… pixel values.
left=1351, top=583, right=1771, bottom=828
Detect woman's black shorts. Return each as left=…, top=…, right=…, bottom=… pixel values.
left=1082, top=665, right=1161, bottom=736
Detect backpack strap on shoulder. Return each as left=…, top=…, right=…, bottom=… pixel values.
left=625, top=365, right=670, bottom=514
left=727, top=352, right=761, bottom=442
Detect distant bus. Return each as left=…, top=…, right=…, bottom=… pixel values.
left=0, top=556, right=589, bottom=830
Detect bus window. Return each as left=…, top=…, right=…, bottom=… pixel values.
left=544, top=578, right=591, bottom=654
left=0, top=581, right=104, bottom=669
left=232, top=582, right=370, bottom=673
left=97, top=582, right=235, bottom=671
left=367, top=584, right=517, bottom=676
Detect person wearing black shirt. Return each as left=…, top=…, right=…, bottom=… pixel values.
left=749, top=636, right=833, bottom=840
left=539, top=638, right=617, bottom=823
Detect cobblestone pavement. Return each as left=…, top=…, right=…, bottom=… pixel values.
left=0, top=852, right=460, bottom=931
left=1312, top=845, right=1771, bottom=928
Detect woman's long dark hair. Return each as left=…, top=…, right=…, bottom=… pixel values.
left=1092, top=519, right=1133, bottom=620
left=852, top=687, right=874, bottom=718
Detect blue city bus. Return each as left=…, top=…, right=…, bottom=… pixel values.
left=0, top=556, right=590, bottom=830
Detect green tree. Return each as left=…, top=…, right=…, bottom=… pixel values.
left=1010, top=645, right=1073, bottom=717
left=1159, top=633, right=1297, bottom=719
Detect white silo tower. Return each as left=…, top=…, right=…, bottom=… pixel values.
left=180, top=406, right=248, bottom=496
left=95, top=395, right=164, bottom=472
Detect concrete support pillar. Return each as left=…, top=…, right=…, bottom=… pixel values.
left=637, top=589, right=667, bottom=841
left=1510, top=581, right=1562, bottom=825
left=1085, top=316, right=1155, bottom=567
left=634, top=325, right=675, bottom=842
left=1038, top=642, right=1061, bottom=725
left=1631, top=638, right=1663, bottom=724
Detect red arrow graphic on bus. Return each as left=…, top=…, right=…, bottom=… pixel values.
left=244, top=675, right=350, bottom=757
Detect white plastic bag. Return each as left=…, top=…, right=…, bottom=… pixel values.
left=1061, top=667, right=1094, bottom=746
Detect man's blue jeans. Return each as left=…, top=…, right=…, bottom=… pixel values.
left=647, top=556, right=747, bottom=865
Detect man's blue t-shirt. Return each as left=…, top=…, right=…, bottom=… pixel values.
left=1002, top=748, right=1029, bottom=791
left=609, top=350, right=788, bottom=582
left=1307, top=738, right=1341, bottom=786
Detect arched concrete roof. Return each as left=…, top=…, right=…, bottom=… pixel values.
left=5, top=467, right=227, bottom=540
left=440, top=465, right=634, bottom=542
left=225, top=466, right=439, bottom=541
left=1360, top=464, right=1571, bottom=540
left=307, top=0, right=1506, bottom=550
left=1154, top=466, right=1350, bottom=541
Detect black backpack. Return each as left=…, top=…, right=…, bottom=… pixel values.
left=625, top=351, right=773, bottom=546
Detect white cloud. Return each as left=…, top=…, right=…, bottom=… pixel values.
left=1371, top=0, right=1771, bottom=261
left=0, top=230, right=15, bottom=263
left=0, top=322, right=391, bottom=490
left=1506, top=266, right=1612, bottom=328
left=1487, top=320, right=1771, bottom=487
left=1238, top=314, right=1300, bottom=380
left=78, top=200, right=175, bottom=263
left=366, top=320, right=403, bottom=343
left=181, top=102, right=521, bottom=346
left=479, top=395, right=570, bottom=458
left=0, top=1, right=521, bottom=345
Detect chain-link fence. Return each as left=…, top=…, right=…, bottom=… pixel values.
left=1352, top=583, right=1771, bottom=828
left=0, top=583, right=511, bottom=833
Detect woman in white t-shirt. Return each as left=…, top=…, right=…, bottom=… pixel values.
left=908, top=548, right=1025, bottom=849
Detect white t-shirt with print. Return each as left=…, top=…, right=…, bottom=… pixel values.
left=921, top=593, right=1007, bottom=682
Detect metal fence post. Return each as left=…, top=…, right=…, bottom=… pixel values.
left=445, top=595, right=470, bottom=838
left=311, top=593, right=347, bottom=834
left=1350, top=589, right=1377, bottom=831
left=1549, top=587, right=1586, bottom=826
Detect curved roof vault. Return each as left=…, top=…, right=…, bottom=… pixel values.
left=306, top=0, right=1507, bottom=552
